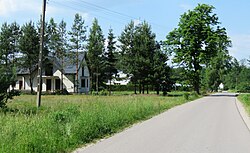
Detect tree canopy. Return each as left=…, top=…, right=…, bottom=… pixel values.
left=165, top=4, right=231, bottom=94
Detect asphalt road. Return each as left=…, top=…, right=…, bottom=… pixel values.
left=75, top=93, right=250, bottom=153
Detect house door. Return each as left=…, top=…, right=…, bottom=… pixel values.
left=55, top=79, right=60, bottom=90
left=19, top=81, right=23, bottom=90
left=46, top=79, right=52, bottom=91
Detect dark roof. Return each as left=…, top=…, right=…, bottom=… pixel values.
left=17, top=52, right=86, bottom=75
left=61, top=52, right=86, bottom=74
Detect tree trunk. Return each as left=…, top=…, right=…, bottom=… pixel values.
left=29, top=77, right=33, bottom=94
left=134, top=83, right=137, bottom=94
left=61, top=57, right=64, bottom=91
left=109, top=74, right=111, bottom=96
left=76, top=50, right=79, bottom=94
left=147, top=85, right=149, bottom=94
left=193, top=57, right=200, bottom=95
left=142, top=84, right=145, bottom=94
left=139, top=81, right=141, bottom=94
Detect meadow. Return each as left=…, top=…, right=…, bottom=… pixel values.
left=0, top=92, right=199, bottom=153
left=238, top=94, right=250, bottom=115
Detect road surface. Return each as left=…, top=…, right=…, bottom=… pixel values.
left=75, top=93, right=250, bottom=153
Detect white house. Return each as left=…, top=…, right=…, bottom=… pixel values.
left=13, top=52, right=90, bottom=94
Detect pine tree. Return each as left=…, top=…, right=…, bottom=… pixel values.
left=9, top=22, right=21, bottom=67
left=57, top=20, right=68, bottom=91
left=69, top=13, right=87, bottom=93
left=19, top=21, right=40, bottom=94
left=104, top=28, right=117, bottom=95
left=47, top=18, right=59, bottom=55
left=119, top=21, right=157, bottom=94
left=118, top=21, right=138, bottom=93
left=87, top=18, right=105, bottom=93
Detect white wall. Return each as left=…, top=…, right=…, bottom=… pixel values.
left=13, top=60, right=91, bottom=93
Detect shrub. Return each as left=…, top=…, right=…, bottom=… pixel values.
left=99, top=89, right=109, bottom=96
left=183, top=92, right=190, bottom=100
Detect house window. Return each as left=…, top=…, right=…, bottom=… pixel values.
left=81, top=79, right=86, bottom=88
left=45, top=63, right=53, bottom=76
left=82, top=67, right=85, bottom=76
left=86, top=79, right=88, bottom=88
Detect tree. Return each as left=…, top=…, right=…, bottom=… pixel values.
left=9, top=22, right=21, bottom=67
left=104, top=28, right=118, bottom=95
left=69, top=13, right=87, bottom=93
left=119, top=21, right=158, bottom=94
left=133, top=21, right=156, bottom=94
left=0, top=22, right=18, bottom=108
left=47, top=18, right=59, bottom=55
left=57, top=20, right=68, bottom=90
left=165, top=4, right=231, bottom=94
left=118, top=21, right=138, bottom=93
left=204, top=51, right=232, bottom=91
left=19, top=21, right=40, bottom=94
left=86, top=18, right=105, bottom=93
left=0, top=23, right=12, bottom=68
left=152, top=42, right=172, bottom=95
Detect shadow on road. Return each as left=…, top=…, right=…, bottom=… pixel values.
left=207, top=93, right=238, bottom=97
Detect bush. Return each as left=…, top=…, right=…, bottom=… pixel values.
left=183, top=92, right=190, bottom=100
left=99, top=90, right=109, bottom=96
left=54, top=89, right=70, bottom=95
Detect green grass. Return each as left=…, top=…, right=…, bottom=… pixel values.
left=238, top=94, right=250, bottom=115
left=0, top=92, right=200, bottom=153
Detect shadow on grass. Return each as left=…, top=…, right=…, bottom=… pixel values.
left=0, top=107, right=40, bottom=115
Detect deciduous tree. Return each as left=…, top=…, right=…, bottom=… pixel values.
left=165, top=4, right=231, bottom=94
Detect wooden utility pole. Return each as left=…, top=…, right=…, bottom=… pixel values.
left=37, top=0, right=46, bottom=107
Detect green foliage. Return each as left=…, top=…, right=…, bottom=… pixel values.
left=119, top=21, right=170, bottom=94
left=238, top=94, right=250, bottom=115
left=47, top=18, right=59, bottom=54
left=69, top=13, right=87, bottom=93
left=19, top=21, right=40, bottom=94
left=183, top=92, right=190, bottom=100
left=68, top=13, right=87, bottom=53
left=99, top=89, right=109, bottom=96
left=0, top=93, right=199, bottom=152
left=0, top=22, right=20, bottom=108
left=0, top=68, right=13, bottom=108
left=165, top=4, right=231, bottom=94
left=223, top=58, right=250, bottom=92
left=86, top=18, right=105, bottom=92
left=104, top=28, right=118, bottom=95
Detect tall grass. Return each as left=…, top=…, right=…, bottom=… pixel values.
left=0, top=93, right=199, bottom=153
left=238, top=94, right=250, bottom=115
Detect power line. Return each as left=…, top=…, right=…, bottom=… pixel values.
left=50, top=0, right=168, bottom=31
left=49, top=0, right=128, bottom=26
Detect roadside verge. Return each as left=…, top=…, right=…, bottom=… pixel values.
left=235, top=97, right=250, bottom=131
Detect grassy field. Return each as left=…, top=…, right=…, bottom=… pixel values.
left=238, top=94, right=250, bottom=115
left=0, top=92, right=199, bottom=153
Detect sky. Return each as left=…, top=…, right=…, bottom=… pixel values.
left=0, top=0, right=250, bottom=60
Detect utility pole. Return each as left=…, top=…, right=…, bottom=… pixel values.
left=37, top=0, right=46, bottom=108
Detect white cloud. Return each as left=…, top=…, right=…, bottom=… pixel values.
left=0, top=0, right=40, bottom=17
left=229, top=34, right=250, bottom=60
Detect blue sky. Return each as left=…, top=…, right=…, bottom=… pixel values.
left=0, top=0, right=250, bottom=60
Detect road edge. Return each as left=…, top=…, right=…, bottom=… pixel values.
left=235, top=96, right=250, bottom=132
